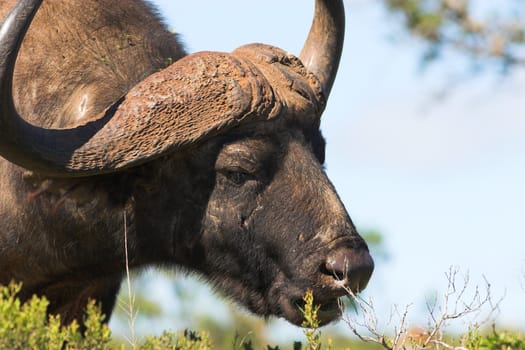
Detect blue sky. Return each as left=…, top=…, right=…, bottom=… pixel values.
left=122, top=0, right=525, bottom=336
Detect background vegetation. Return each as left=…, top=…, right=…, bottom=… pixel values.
left=2, top=278, right=524, bottom=349
left=384, top=0, right=525, bottom=71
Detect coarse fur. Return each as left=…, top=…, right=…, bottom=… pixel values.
left=0, top=0, right=373, bottom=327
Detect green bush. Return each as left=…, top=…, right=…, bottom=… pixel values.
left=0, top=282, right=216, bottom=350
left=1, top=282, right=523, bottom=350
left=0, top=282, right=346, bottom=350
left=467, top=327, right=525, bottom=350
left=0, top=283, right=111, bottom=350
left=141, top=330, right=212, bottom=350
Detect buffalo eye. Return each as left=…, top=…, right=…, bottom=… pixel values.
left=222, top=169, right=253, bottom=186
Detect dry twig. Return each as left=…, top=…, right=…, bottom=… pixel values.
left=342, top=266, right=502, bottom=350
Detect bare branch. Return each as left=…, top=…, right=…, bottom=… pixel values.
left=342, top=267, right=503, bottom=350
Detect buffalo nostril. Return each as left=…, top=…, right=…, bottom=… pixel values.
left=324, top=254, right=349, bottom=281
left=322, top=248, right=374, bottom=293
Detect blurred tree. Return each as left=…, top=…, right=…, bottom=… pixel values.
left=362, top=230, right=389, bottom=262
left=381, top=0, right=525, bottom=72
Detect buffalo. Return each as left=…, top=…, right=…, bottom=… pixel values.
left=0, top=0, right=374, bottom=327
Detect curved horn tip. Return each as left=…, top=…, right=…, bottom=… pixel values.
left=0, top=0, right=49, bottom=172
left=0, top=0, right=44, bottom=102
left=299, top=0, right=345, bottom=99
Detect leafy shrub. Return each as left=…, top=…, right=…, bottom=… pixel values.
left=467, top=327, right=525, bottom=350
left=141, top=330, right=212, bottom=350
left=1, top=281, right=523, bottom=350
left=0, top=283, right=111, bottom=350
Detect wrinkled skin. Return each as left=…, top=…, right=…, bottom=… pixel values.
left=0, top=0, right=373, bottom=327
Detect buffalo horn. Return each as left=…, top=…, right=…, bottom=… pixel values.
left=300, top=0, right=345, bottom=100
left=0, top=0, right=337, bottom=177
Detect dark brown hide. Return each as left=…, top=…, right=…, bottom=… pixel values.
left=0, top=0, right=373, bottom=327
left=0, top=0, right=184, bottom=129
left=0, top=0, right=184, bottom=325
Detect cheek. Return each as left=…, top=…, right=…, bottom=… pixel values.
left=199, top=193, right=278, bottom=284
left=254, top=180, right=320, bottom=241
left=201, top=177, right=273, bottom=245
left=206, top=178, right=261, bottom=230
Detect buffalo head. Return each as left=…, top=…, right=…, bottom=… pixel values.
left=0, top=0, right=373, bottom=326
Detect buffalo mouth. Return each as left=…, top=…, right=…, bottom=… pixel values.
left=278, top=294, right=345, bottom=326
